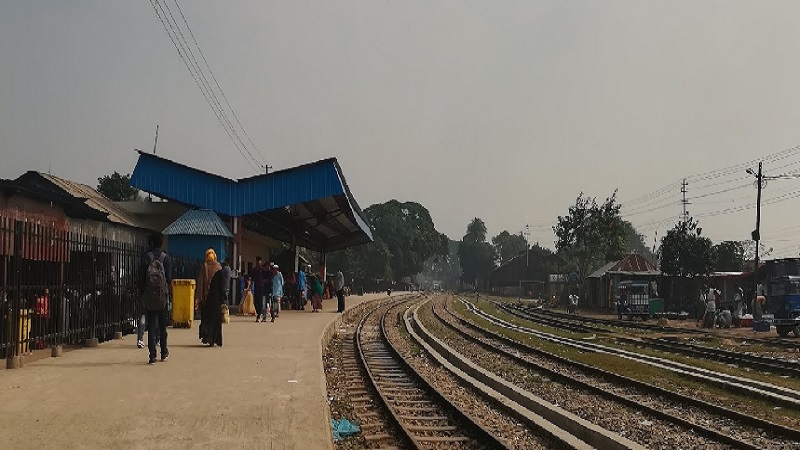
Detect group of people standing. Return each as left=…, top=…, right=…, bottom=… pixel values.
left=238, top=261, right=346, bottom=317
left=244, top=256, right=284, bottom=323
left=135, top=237, right=349, bottom=365
left=699, top=283, right=745, bottom=328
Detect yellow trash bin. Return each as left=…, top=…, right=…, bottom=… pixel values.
left=171, top=279, right=196, bottom=328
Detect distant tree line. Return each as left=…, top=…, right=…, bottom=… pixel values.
left=95, top=169, right=753, bottom=296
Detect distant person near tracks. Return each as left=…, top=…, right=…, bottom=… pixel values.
left=335, top=270, right=346, bottom=313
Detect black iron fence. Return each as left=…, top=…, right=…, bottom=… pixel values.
left=0, top=217, right=146, bottom=360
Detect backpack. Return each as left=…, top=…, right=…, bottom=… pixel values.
left=145, top=251, right=168, bottom=310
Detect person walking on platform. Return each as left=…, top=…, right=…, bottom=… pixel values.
left=238, top=277, right=256, bottom=316
left=297, top=265, right=307, bottom=310
left=270, top=265, right=284, bottom=322
left=310, top=273, right=323, bottom=312
left=136, top=293, right=147, bottom=349
left=138, top=233, right=172, bottom=365
left=220, top=259, right=232, bottom=303
left=197, top=249, right=224, bottom=346
left=251, top=257, right=268, bottom=322
left=335, top=270, right=346, bottom=313
left=266, top=262, right=276, bottom=317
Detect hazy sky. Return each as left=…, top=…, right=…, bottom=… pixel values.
left=4, top=1, right=800, bottom=256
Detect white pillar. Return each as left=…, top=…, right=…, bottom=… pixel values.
left=232, top=217, right=240, bottom=274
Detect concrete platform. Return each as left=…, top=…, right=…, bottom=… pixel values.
left=0, top=293, right=388, bottom=450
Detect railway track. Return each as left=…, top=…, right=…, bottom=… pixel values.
left=470, top=298, right=800, bottom=413
left=441, top=297, right=800, bottom=449
left=339, top=297, right=509, bottom=449
left=616, top=336, right=800, bottom=378
left=404, top=299, right=648, bottom=450
left=500, top=302, right=800, bottom=377
left=491, top=300, right=800, bottom=410
left=526, top=305, right=800, bottom=349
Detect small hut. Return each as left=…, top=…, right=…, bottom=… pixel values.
left=163, top=209, right=233, bottom=262
left=587, top=254, right=660, bottom=308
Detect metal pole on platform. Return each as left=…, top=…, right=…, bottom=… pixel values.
left=293, top=235, right=299, bottom=273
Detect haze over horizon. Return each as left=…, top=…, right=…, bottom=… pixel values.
left=4, top=1, right=800, bottom=256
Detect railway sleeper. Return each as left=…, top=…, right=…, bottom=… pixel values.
left=363, top=433, right=393, bottom=442
left=400, top=415, right=448, bottom=421
left=393, top=406, right=439, bottom=412
left=415, top=436, right=471, bottom=443
left=406, top=425, right=458, bottom=432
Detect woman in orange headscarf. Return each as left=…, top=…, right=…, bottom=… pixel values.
left=196, top=248, right=224, bottom=346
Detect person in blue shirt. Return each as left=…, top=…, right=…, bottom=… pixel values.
left=297, top=266, right=307, bottom=310
left=270, top=265, right=284, bottom=322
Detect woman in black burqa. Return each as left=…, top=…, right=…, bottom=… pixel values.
left=197, top=248, right=224, bottom=347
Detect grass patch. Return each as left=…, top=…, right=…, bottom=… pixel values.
left=602, top=338, right=800, bottom=392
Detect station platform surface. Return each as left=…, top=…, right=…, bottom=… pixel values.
left=0, top=293, right=388, bottom=450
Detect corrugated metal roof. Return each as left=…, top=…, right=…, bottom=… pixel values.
left=130, top=152, right=347, bottom=217
left=0, top=179, right=110, bottom=222
left=588, top=254, right=660, bottom=278
left=163, top=209, right=233, bottom=237
left=588, top=260, right=619, bottom=278
left=130, top=152, right=373, bottom=251
left=20, top=172, right=144, bottom=228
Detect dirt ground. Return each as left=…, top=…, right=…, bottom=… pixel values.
left=0, top=294, right=382, bottom=450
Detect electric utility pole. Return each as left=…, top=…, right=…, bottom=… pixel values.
left=524, top=222, right=530, bottom=267
left=680, top=179, right=690, bottom=224
left=750, top=162, right=764, bottom=304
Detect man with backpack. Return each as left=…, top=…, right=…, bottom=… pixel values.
left=139, top=233, right=172, bottom=365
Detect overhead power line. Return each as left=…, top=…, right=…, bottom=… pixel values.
left=620, top=145, right=800, bottom=208
left=157, top=0, right=262, bottom=170
left=148, top=0, right=265, bottom=173
left=173, top=0, right=267, bottom=165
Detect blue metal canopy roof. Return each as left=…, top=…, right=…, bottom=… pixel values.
left=163, top=209, right=234, bottom=238
left=130, top=151, right=373, bottom=252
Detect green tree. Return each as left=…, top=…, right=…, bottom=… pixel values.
left=492, top=230, right=528, bottom=265
left=417, top=239, right=461, bottom=290
left=741, top=240, right=773, bottom=262
left=620, top=220, right=656, bottom=263
left=553, top=192, right=626, bottom=291
left=365, top=200, right=448, bottom=281
left=327, top=239, right=393, bottom=281
left=529, top=243, right=558, bottom=273
left=713, top=240, right=745, bottom=272
left=659, top=218, right=715, bottom=277
left=97, top=171, right=139, bottom=201
left=458, top=218, right=496, bottom=287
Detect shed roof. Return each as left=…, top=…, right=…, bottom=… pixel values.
left=129, top=151, right=373, bottom=252
left=588, top=260, right=619, bottom=279
left=0, top=179, right=109, bottom=222
left=588, top=254, right=660, bottom=278
left=15, top=172, right=145, bottom=228
left=163, top=209, right=233, bottom=237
